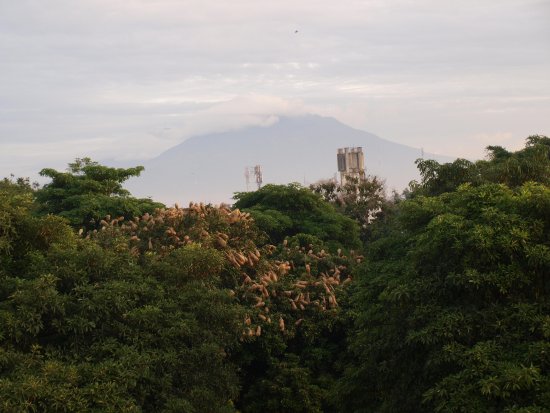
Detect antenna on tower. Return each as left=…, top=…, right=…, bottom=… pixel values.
left=244, top=165, right=263, bottom=191
left=254, top=165, right=263, bottom=190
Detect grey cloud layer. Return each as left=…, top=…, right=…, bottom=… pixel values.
left=1, top=0, right=548, bottom=178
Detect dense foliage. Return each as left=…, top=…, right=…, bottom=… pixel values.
left=1, top=135, right=549, bottom=412
left=1, top=180, right=243, bottom=412
left=411, top=135, right=550, bottom=196
left=339, top=182, right=550, bottom=412
left=310, top=175, right=387, bottom=227
left=339, top=136, right=550, bottom=413
left=36, top=158, right=163, bottom=229
left=1, top=166, right=361, bottom=412
left=234, top=183, right=361, bottom=250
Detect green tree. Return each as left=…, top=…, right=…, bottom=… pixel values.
left=35, top=158, right=163, bottom=228
left=310, top=175, right=389, bottom=242
left=480, top=135, right=550, bottom=187
left=94, top=201, right=362, bottom=413
left=339, top=182, right=550, bottom=412
left=1, top=184, right=244, bottom=412
left=234, top=240, right=360, bottom=413
left=411, top=135, right=550, bottom=196
left=412, top=158, right=481, bottom=196
left=2, top=169, right=367, bottom=412
left=233, top=183, right=361, bottom=250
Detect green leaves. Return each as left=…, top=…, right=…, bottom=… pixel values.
left=410, top=135, right=550, bottom=197
left=342, top=181, right=550, bottom=412
left=35, top=158, right=163, bottom=229
left=234, top=183, right=361, bottom=249
left=3, top=135, right=548, bottom=412
left=0, top=200, right=243, bottom=411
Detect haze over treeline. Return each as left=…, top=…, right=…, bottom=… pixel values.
left=1, top=135, right=548, bottom=412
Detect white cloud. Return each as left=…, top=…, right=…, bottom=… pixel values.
left=0, top=0, right=548, bottom=179
left=155, top=94, right=308, bottom=144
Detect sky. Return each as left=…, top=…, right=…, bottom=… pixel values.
left=1, top=0, right=549, bottom=180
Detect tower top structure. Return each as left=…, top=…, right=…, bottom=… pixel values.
left=337, top=147, right=366, bottom=185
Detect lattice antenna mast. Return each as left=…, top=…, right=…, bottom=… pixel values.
left=244, top=165, right=263, bottom=191
left=254, top=165, right=263, bottom=190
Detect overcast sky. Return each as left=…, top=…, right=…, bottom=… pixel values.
left=1, top=0, right=549, bottom=179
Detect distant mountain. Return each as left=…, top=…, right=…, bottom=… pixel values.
left=125, top=115, right=453, bottom=204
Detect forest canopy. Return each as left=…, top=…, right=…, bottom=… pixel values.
left=0, top=135, right=548, bottom=412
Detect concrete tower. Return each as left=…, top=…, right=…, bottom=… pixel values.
left=337, top=147, right=366, bottom=185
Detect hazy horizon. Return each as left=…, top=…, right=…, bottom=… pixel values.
left=122, top=114, right=454, bottom=205
left=1, top=1, right=549, bottom=182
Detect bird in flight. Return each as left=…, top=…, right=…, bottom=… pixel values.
left=294, top=30, right=299, bottom=34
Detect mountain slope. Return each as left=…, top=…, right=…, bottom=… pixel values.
left=126, top=115, right=453, bottom=204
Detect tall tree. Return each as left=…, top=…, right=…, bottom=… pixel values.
left=411, top=135, right=550, bottom=196
left=1, top=186, right=245, bottom=412
left=35, top=158, right=163, bottom=228
left=310, top=175, right=389, bottom=242
left=233, top=183, right=361, bottom=250
left=340, top=182, right=550, bottom=412
left=339, top=137, right=550, bottom=412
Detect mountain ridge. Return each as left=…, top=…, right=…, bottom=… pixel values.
left=125, top=115, right=453, bottom=204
